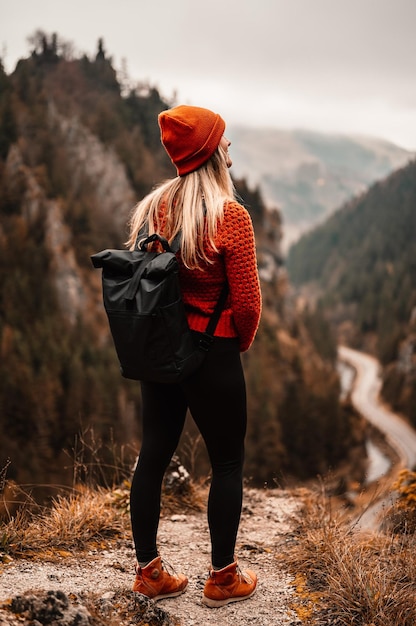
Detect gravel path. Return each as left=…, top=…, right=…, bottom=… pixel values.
left=0, top=488, right=302, bottom=625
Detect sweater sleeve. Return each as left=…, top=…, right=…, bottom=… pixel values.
left=220, top=202, right=262, bottom=352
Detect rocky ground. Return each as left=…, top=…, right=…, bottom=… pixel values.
left=0, top=488, right=302, bottom=625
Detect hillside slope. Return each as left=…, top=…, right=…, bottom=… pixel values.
left=286, top=159, right=416, bottom=426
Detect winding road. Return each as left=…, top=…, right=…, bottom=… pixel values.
left=338, top=345, right=416, bottom=528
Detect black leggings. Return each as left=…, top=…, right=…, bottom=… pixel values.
left=130, top=336, right=247, bottom=569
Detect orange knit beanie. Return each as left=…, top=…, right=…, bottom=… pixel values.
left=158, top=105, right=226, bottom=176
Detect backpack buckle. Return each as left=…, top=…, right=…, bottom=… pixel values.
left=198, top=333, right=214, bottom=352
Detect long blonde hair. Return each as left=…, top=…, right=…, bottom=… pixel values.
left=126, top=144, right=236, bottom=268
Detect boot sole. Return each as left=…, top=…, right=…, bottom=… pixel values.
left=133, top=582, right=188, bottom=601
left=202, top=588, right=256, bottom=608
left=153, top=585, right=188, bottom=601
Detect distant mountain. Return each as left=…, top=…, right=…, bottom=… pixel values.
left=286, top=159, right=416, bottom=427
left=227, top=125, right=413, bottom=251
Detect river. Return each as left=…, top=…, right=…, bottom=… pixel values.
left=337, top=356, right=391, bottom=484
left=337, top=345, right=416, bottom=528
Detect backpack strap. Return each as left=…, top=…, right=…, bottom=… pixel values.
left=135, top=224, right=181, bottom=253
left=125, top=262, right=150, bottom=302
left=197, top=283, right=229, bottom=352
left=139, top=232, right=171, bottom=252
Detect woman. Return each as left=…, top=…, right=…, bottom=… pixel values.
left=127, top=104, right=262, bottom=608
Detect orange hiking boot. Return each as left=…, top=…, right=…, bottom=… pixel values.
left=132, top=556, right=188, bottom=600
left=202, top=561, right=257, bottom=607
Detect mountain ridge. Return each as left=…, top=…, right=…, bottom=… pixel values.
left=227, top=124, right=413, bottom=250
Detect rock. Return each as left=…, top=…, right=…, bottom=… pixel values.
left=100, top=591, right=115, bottom=600
left=163, top=455, right=191, bottom=495
left=10, top=590, right=91, bottom=626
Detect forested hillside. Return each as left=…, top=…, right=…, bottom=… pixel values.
left=286, top=159, right=416, bottom=426
left=0, top=32, right=365, bottom=495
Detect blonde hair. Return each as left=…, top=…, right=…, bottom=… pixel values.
left=126, top=144, right=236, bottom=269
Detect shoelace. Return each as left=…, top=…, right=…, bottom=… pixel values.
left=134, top=558, right=179, bottom=578
left=161, top=559, right=179, bottom=578
left=236, top=565, right=253, bottom=584
left=210, top=564, right=253, bottom=584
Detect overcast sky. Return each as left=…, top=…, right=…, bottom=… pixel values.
left=1, top=0, right=415, bottom=150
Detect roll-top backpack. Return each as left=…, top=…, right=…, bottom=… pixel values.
left=91, top=229, right=228, bottom=383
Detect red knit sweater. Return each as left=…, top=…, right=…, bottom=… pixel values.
left=159, top=200, right=262, bottom=352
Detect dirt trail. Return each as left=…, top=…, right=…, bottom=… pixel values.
left=0, top=488, right=302, bottom=625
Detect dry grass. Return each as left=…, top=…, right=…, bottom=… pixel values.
left=1, top=475, right=204, bottom=561
left=1, top=486, right=129, bottom=559
left=0, top=430, right=133, bottom=560
left=1, top=428, right=205, bottom=562
left=383, top=468, right=416, bottom=534
left=281, top=483, right=416, bottom=626
left=1, top=480, right=205, bottom=560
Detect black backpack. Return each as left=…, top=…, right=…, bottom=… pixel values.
left=91, top=229, right=228, bottom=383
